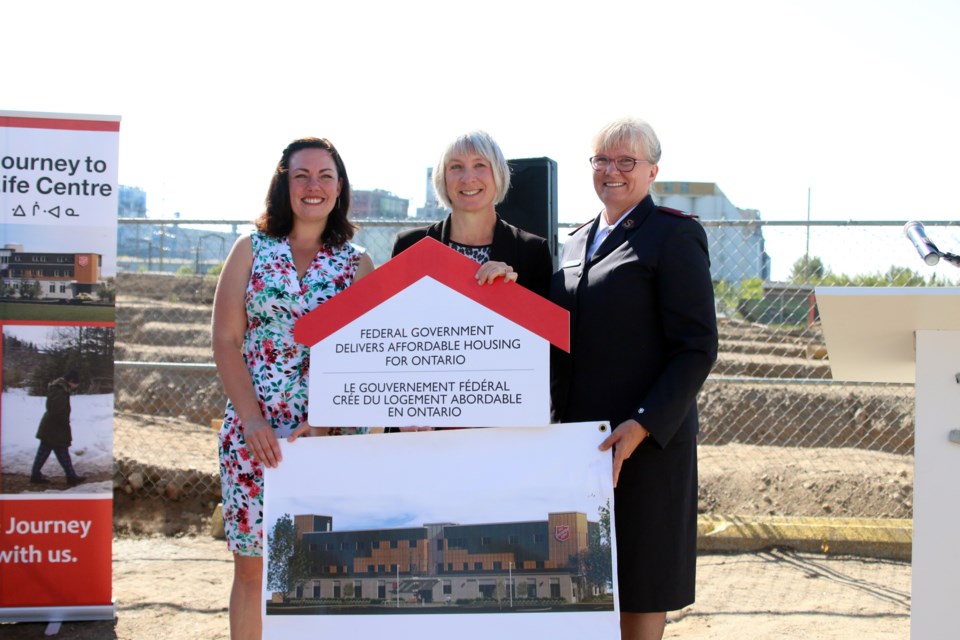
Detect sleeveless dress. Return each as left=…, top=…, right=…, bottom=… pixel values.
left=219, top=232, right=367, bottom=555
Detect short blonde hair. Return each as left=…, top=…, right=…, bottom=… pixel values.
left=592, top=117, right=662, bottom=164
left=433, top=130, right=511, bottom=209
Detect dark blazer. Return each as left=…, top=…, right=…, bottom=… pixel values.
left=550, top=195, right=718, bottom=446
left=392, top=214, right=553, bottom=299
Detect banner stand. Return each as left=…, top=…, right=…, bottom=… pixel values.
left=2, top=603, right=115, bottom=624
left=1, top=111, right=120, bottom=626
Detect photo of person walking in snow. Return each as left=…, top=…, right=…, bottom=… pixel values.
left=30, top=369, right=84, bottom=487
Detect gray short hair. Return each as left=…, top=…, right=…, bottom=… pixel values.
left=592, top=117, right=662, bottom=164
left=433, top=130, right=511, bottom=209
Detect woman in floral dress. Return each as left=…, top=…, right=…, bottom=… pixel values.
left=212, top=137, right=373, bottom=640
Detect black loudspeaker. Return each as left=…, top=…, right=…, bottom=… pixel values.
left=497, top=157, right=558, bottom=265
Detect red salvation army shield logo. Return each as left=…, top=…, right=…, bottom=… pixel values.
left=78, top=256, right=89, bottom=267
left=555, top=525, right=571, bottom=542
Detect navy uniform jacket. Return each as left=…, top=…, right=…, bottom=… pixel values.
left=550, top=194, right=718, bottom=446
left=392, top=214, right=553, bottom=299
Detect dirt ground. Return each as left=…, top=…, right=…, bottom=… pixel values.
left=0, top=288, right=916, bottom=637
left=0, top=470, right=114, bottom=495
left=103, top=412, right=917, bottom=522
left=0, top=535, right=910, bottom=640
left=1, top=415, right=914, bottom=639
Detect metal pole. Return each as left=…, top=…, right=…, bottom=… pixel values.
left=158, top=226, right=164, bottom=273
left=805, top=187, right=811, bottom=272
left=509, top=562, right=513, bottom=608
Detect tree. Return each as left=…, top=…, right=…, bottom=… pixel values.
left=712, top=280, right=739, bottom=317
left=205, top=263, right=224, bottom=280
left=495, top=578, right=505, bottom=608
left=266, top=514, right=311, bottom=599
left=27, top=326, right=115, bottom=395
left=342, top=581, right=355, bottom=600
left=289, top=538, right=312, bottom=600
left=2, top=333, right=40, bottom=391
left=819, top=264, right=935, bottom=287
left=18, top=280, right=41, bottom=299
left=872, top=265, right=927, bottom=286
left=790, top=255, right=827, bottom=283
left=579, top=502, right=613, bottom=596
left=97, top=277, right=117, bottom=303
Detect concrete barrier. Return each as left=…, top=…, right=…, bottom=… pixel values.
left=698, top=514, right=911, bottom=560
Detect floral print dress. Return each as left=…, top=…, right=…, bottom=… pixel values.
left=219, top=232, right=367, bottom=555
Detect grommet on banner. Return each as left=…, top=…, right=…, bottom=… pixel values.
left=599, top=423, right=608, bottom=432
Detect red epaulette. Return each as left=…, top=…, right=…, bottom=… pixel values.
left=657, top=206, right=698, bottom=219
left=568, top=219, right=594, bottom=235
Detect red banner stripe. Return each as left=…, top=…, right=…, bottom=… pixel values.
left=0, top=116, right=120, bottom=132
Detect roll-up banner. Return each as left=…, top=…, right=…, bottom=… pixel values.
left=0, top=110, right=119, bottom=623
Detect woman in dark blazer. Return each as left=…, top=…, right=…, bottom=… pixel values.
left=550, top=118, right=718, bottom=640
left=392, top=130, right=553, bottom=298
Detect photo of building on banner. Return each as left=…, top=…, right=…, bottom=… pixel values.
left=262, top=423, right=619, bottom=639
left=0, top=110, right=119, bottom=624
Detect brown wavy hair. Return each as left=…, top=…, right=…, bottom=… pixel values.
left=254, top=137, right=356, bottom=246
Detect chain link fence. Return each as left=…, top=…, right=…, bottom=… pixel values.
left=114, top=218, right=960, bottom=522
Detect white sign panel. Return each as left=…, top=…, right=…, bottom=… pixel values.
left=308, top=277, right=550, bottom=427
left=1, top=118, right=119, bottom=227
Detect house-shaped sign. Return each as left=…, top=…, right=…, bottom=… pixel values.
left=294, top=237, right=570, bottom=427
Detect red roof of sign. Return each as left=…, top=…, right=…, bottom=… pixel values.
left=294, top=237, right=569, bottom=351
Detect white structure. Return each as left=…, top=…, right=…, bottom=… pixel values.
left=415, top=167, right=448, bottom=220
left=817, top=287, right=960, bottom=639
left=654, top=182, right=770, bottom=284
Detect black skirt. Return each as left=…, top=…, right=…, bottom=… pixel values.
left=613, top=436, right=698, bottom=613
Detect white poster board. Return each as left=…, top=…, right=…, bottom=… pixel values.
left=262, top=423, right=619, bottom=639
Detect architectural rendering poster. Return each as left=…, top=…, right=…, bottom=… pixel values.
left=262, top=422, right=619, bottom=639
left=0, top=111, right=118, bottom=622
left=295, top=238, right=569, bottom=427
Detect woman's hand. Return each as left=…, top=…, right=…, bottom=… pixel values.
left=599, top=419, right=650, bottom=488
left=475, top=261, right=517, bottom=286
left=244, top=420, right=282, bottom=469
left=288, top=421, right=333, bottom=442
left=398, top=426, right=435, bottom=432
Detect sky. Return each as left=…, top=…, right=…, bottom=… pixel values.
left=4, top=2, right=959, bottom=237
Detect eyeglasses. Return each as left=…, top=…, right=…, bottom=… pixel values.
left=589, top=156, right=651, bottom=172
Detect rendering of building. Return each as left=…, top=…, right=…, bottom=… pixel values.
left=654, top=181, right=771, bottom=284
left=0, top=243, right=104, bottom=300
left=279, top=511, right=606, bottom=605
